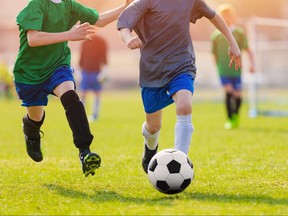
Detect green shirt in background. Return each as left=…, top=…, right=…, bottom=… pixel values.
left=211, top=27, right=248, bottom=77
left=14, top=0, right=99, bottom=84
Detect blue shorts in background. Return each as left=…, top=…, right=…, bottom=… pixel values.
left=220, top=76, right=242, bottom=91
left=141, top=73, right=195, bottom=114
left=15, top=65, right=75, bottom=107
left=79, top=71, right=102, bottom=92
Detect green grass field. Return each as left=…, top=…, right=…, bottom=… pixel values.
left=0, top=89, right=287, bottom=215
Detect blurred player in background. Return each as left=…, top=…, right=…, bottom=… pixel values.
left=13, top=0, right=132, bottom=177
left=79, top=31, right=108, bottom=122
left=211, top=4, right=255, bottom=130
left=0, top=60, right=13, bottom=99
left=117, top=0, right=242, bottom=173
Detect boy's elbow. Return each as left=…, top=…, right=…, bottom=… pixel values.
left=27, top=40, right=37, bottom=47
left=27, top=32, right=38, bottom=47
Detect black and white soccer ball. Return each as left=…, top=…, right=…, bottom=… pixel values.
left=147, top=148, right=194, bottom=195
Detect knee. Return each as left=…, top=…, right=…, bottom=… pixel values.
left=176, top=102, right=192, bottom=115
left=146, top=123, right=162, bottom=134
left=60, top=90, right=80, bottom=110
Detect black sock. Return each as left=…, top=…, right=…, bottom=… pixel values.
left=225, top=93, right=233, bottom=119
left=23, top=112, right=45, bottom=140
left=60, top=90, right=93, bottom=150
left=235, top=97, right=242, bottom=114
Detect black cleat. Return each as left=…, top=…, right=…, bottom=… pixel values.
left=142, top=144, right=158, bottom=174
left=24, top=132, right=43, bottom=162
left=80, top=152, right=101, bottom=177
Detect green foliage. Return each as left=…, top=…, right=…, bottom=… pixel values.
left=0, top=90, right=287, bottom=215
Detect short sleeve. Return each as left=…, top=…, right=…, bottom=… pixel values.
left=240, top=30, right=249, bottom=50
left=71, top=1, right=99, bottom=25
left=117, top=0, right=149, bottom=30
left=190, top=0, right=215, bottom=24
left=16, top=1, right=44, bottom=31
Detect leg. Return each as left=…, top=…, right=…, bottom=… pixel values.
left=144, top=110, right=162, bottom=149
left=233, top=90, right=242, bottom=115
left=23, top=106, right=45, bottom=162
left=79, top=90, right=87, bottom=107
left=223, top=84, right=234, bottom=120
left=141, top=110, right=162, bottom=173
left=231, top=89, right=242, bottom=128
left=223, top=83, right=238, bottom=129
left=54, top=81, right=100, bottom=176
left=91, top=90, right=101, bottom=121
left=172, top=90, right=194, bottom=154
left=54, top=81, right=93, bottom=150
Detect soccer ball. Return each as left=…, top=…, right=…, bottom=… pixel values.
left=147, top=149, right=194, bottom=195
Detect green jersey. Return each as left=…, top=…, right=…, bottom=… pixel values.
left=211, top=26, right=248, bottom=77
left=14, top=0, right=99, bottom=84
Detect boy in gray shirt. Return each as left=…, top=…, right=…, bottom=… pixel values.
left=117, top=0, right=241, bottom=173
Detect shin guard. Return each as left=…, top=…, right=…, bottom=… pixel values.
left=60, top=90, right=93, bottom=149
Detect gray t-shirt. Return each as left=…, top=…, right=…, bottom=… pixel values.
left=117, top=0, right=215, bottom=88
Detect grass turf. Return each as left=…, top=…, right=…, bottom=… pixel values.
left=0, top=90, right=287, bottom=215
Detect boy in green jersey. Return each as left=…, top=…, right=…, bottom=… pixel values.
left=211, top=4, right=255, bottom=130
left=13, top=0, right=132, bottom=177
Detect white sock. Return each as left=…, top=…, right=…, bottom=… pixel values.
left=174, top=114, right=194, bottom=154
left=93, top=97, right=100, bottom=118
left=142, top=122, right=159, bottom=150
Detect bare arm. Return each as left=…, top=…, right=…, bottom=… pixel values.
left=119, top=28, right=142, bottom=49
left=209, top=13, right=242, bottom=70
left=95, top=0, right=133, bottom=27
left=27, top=21, right=94, bottom=47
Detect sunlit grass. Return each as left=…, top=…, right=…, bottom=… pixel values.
left=0, top=89, right=287, bottom=215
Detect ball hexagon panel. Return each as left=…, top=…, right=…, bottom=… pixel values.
left=156, top=153, right=174, bottom=165
left=153, top=164, right=170, bottom=181
left=179, top=163, right=194, bottom=179
left=166, top=173, right=185, bottom=189
left=148, top=170, right=157, bottom=186
left=171, top=151, right=187, bottom=164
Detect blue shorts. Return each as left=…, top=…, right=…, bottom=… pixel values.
left=141, top=74, right=195, bottom=114
left=15, top=65, right=75, bottom=107
left=79, top=71, right=102, bottom=91
left=220, top=76, right=242, bottom=91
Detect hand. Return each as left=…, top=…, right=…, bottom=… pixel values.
left=69, top=21, right=95, bottom=41
left=126, top=36, right=142, bottom=49
left=228, top=45, right=242, bottom=71
left=85, top=25, right=98, bottom=40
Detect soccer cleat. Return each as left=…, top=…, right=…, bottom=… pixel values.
left=142, top=144, right=158, bottom=174
left=24, top=131, right=43, bottom=162
left=224, top=120, right=233, bottom=130
left=80, top=152, right=101, bottom=177
left=224, top=114, right=239, bottom=130
left=232, top=113, right=239, bottom=128
left=88, top=114, right=98, bottom=123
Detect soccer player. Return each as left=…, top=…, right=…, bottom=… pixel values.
left=0, top=60, right=13, bottom=99
left=13, top=0, right=132, bottom=177
left=117, top=0, right=242, bottom=173
left=211, top=4, right=255, bottom=130
left=78, top=32, right=108, bottom=122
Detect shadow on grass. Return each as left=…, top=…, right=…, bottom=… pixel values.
left=44, top=184, right=288, bottom=207
left=43, top=184, right=172, bottom=206
left=184, top=192, right=288, bottom=206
